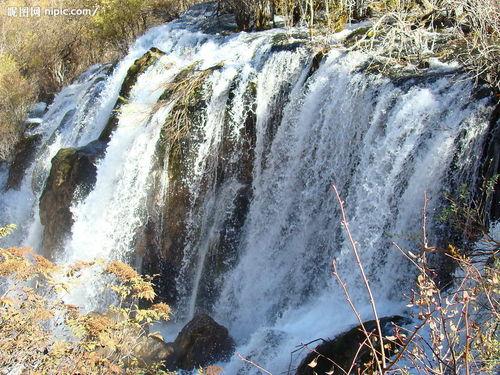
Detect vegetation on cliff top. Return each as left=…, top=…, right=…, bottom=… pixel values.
left=220, top=1, right=499, bottom=88
left=0, top=1, right=498, bottom=162
left=0, top=0, right=197, bottom=162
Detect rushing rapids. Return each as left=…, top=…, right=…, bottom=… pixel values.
left=0, top=4, right=497, bottom=373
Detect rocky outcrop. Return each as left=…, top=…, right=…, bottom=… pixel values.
left=139, top=142, right=193, bottom=304
left=134, top=334, right=175, bottom=366
left=140, top=64, right=216, bottom=304
left=139, top=78, right=200, bottom=304
left=165, top=314, right=235, bottom=370
left=296, top=316, right=410, bottom=375
left=6, top=134, right=42, bottom=190
left=140, top=71, right=257, bottom=308
left=99, top=47, right=165, bottom=142
left=39, top=140, right=106, bottom=257
left=193, top=79, right=257, bottom=311
left=480, top=102, right=500, bottom=220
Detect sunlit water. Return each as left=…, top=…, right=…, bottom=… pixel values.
left=0, top=5, right=496, bottom=373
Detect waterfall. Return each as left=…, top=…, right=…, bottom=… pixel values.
left=0, top=5, right=496, bottom=374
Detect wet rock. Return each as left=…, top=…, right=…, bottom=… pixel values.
left=99, top=47, right=165, bottom=142
left=140, top=130, right=196, bottom=304
left=24, top=102, right=47, bottom=131
left=140, top=65, right=214, bottom=305
left=6, top=134, right=42, bottom=190
left=270, top=32, right=308, bottom=53
left=165, top=314, right=235, bottom=370
left=39, top=140, right=106, bottom=257
left=296, top=316, right=410, bottom=375
left=306, top=48, right=328, bottom=79
left=193, top=78, right=257, bottom=312
left=481, top=102, right=500, bottom=220
left=134, top=334, right=175, bottom=366
left=27, top=102, right=47, bottom=118
left=141, top=143, right=192, bottom=304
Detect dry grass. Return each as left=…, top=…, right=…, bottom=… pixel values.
left=0, top=54, right=35, bottom=161
left=0, top=0, right=197, bottom=162
left=154, top=63, right=223, bottom=152
left=346, top=1, right=499, bottom=89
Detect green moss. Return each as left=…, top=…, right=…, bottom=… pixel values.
left=99, top=47, right=165, bottom=142
left=155, top=62, right=223, bottom=161
left=167, top=143, right=184, bottom=181
left=53, top=148, right=77, bottom=186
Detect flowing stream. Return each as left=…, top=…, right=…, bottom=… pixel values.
left=0, top=4, right=496, bottom=373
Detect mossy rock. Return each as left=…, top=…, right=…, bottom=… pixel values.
left=296, top=316, right=410, bottom=375
left=270, top=32, right=308, bottom=54
left=343, top=26, right=372, bottom=48
left=39, top=140, right=106, bottom=258
left=119, top=47, right=165, bottom=100
left=6, top=134, right=42, bottom=190
left=140, top=64, right=219, bottom=304
left=99, top=47, right=165, bottom=142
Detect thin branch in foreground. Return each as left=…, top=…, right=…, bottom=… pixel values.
left=331, top=260, right=384, bottom=374
left=331, top=183, right=387, bottom=370
left=237, top=352, right=273, bottom=375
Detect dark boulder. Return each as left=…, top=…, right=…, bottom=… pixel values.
left=165, top=314, right=235, bottom=370
left=39, top=140, right=106, bottom=257
left=480, top=102, right=500, bottom=221
left=296, top=316, right=410, bottom=375
left=6, top=134, right=42, bottom=190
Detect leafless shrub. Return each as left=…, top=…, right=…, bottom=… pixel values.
left=328, top=186, right=499, bottom=374
left=0, top=54, right=35, bottom=162
left=346, top=1, right=499, bottom=89
left=447, top=0, right=500, bottom=90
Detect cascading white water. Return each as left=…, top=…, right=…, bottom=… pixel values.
left=0, top=4, right=496, bottom=374
left=214, top=51, right=493, bottom=372
left=0, top=64, right=110, bottom=248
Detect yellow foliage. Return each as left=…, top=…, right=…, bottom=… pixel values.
left=0, top=224, right=16, bottom=238
left=106, top=259, right=139, bottom=281
left=0, top=244, right=173, bottom=374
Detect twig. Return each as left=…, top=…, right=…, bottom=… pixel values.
left=332, top=260, right=384, bottom=374
left=236, top=352, right=273, bottom=375
left=331, top=183, right=387, bottom=370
